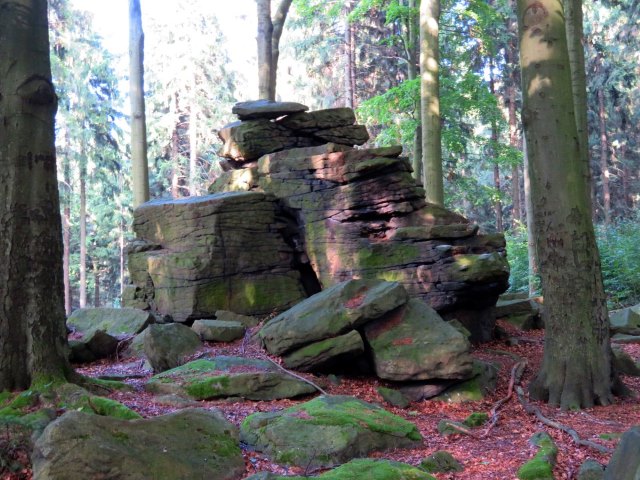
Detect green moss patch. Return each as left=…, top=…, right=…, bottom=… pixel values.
left=240, top=395, right=421, bottom=469
left=517, top=432, right=558, bottom=480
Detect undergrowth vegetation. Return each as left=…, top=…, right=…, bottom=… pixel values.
left=506, top=221, right=640, bottom=309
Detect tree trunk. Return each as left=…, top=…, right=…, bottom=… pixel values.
left=269, top=0, right=293, bottom=101
left=189, top=72, right=198, bottom=196
left=0, top=0, right=72, bottom=390
left=63, top=154, right=72, bottom=315
left=522, top=137, right=538, bottom=296
left=408, top=0, right=423, bottom=184
left=119, top=174, right=125, bottom=298
left=79, top=168, right=87, bottom=308
left=257, top=0, right=273, bottom=100
left=517, top=0, right=617, bottom=409
left=93, top=260, right=100, bottom=308
left=507, top=1, right=522, bottom=226
left=129, top=0, right=149, bottom=208
left=563, top=0, right=592, bottom=204
left=598, top=89, right=611, bottom=225
left=343, top=1, right=354, bottom=108
left=489, top=61, right=503, bottom=232
left=419, top=0, right=443, bottom=205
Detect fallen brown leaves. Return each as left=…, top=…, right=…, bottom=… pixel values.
left=5, top=320, right=640, bottom=480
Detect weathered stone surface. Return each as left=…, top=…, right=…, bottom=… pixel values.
left=67, top=307, right=153, bottom=338
left=613, top=347, right=640, bottom=376
left=420, top=451, right=464, bottom=473
left=240, top=395, right=421, bottom=469
left=215, top=310, right=260, bottom=327
left=246, top=459, right=436, bottom=480
left=433, top=360, right=499, bottom=402
left=398, top=381, right=455, bottom=402
left=211, top=142, right=509, bottom=341
left=282, top=330, right=365, bottom=372
left=364, top=299, right=474, bottom=381
left=143, top=323, right=202, bottom=373
left=604, top=426, right=640, bottom=480
left=32, top=408, right=245, bottom=480
left=313, top=125, right=369, bottom=145
left=610, top=305, right=640, bottom=336
left=578, top=460, right=604, bottom=480
left=232, top=100, right=308, bottom=120
left=127, top=192, right=307, bottom=321
left=218, top=120, right=322, bottom=162
left=377, top=386, right=410, bottom=408
left=145, top=356, right=316, bottom=400
left=258, top=279, right=408, bottom=356
left=83, top=329, right=120, bottom=359
left=192, top=320, right=245, bottom=342
left=277, top=108, right=356, bottom=131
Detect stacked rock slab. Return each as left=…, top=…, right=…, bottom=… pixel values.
left=211, top=101, right=510, bottom=341
left=126, top=192, right=306, bottom=321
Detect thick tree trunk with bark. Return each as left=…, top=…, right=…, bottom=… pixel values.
left=0, top=0, right=72, bottom=390
left=129, top=0, right=149, bottom=208
left=419, top=0, right=443, bottom=205
left=517, top=0, right=618, bottom=409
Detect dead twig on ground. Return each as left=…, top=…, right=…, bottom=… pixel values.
left=482, top=359, right=527, bottom=437
left=262, top=355, right=328, bottom=395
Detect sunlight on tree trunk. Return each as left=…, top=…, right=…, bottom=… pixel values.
left=129, top=0, right=150, bottom=208
left=598, top=89, right=611, bottom=225
left=517, top=0, right=620, bottom=409
left=0, top=0, right=72, bottom=390
left=257, top=0, right=292, bottom=101
left=419, top=0, right=443, bottom=206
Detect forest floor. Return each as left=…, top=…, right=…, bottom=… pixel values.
left=6, top=320, right=640, bottom=480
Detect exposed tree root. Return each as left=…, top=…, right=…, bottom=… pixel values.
left=482, top=359, right=527, bottom=437
left=261, top=355, right=328, bottom=395
left=515, top=385, right=613, bottom=454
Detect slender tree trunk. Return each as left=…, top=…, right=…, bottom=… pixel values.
left=93, top=260, right=100, bottom=308
left=129, top=0, right=149, bottom=208
left=119, top=174, right=125, bottom=298
left=522, top=138, right=537, bottom=296
left=343, top=1, right=354, bottom=108
left=79, top=169, right=87, bottom=308
left=269, top=0, right=292, bottom=101
left=509, top=84, right=522, bottom=226
left=189, top=72, right=198, bottom=196
left=419, top=0, right=444, bottom=205
left=518, top=0, right=618, bottom=409
left=257, top=0, right=273, bottom=100
left=598, top=89, right=611, bottom=225
left=63, top=154, right=72, bottom=315
left=408, top=0, right=423, bottom=184
left=0, top=0, right=72, bottom=390
left=489, top=61, right=503, bottom=232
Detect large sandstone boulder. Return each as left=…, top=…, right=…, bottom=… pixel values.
left=145, top=356, right=316, bottom=400
left=32, top=408, right=245, bottom=480
left=610, top=305, right=640, bottom=336
left=126, top=192, right=307, bottom=321
left=143, top=323, right=202, bottom=373
left=363, top=298, right=474, bottom=381
left=604, top=426, right=640, bottom=480
left=67, top=307, right=153, bottom=338
left=211, top=141, right=509, bottom=341
left=258, top=279, right=408, bottom=355
left=240, top=395, right=421, bottom=469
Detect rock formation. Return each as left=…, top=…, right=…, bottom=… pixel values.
left=126, top=100, right=509, bottom=341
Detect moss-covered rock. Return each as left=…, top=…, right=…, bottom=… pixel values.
left=282, top=330, right=365, bottom=372
left=604, top=426, right=640, bottom=480
left=434, top=360, right=498, bottom=402
left=247, top=459, right=436, bottom=480
left=145, top=356, right=316, bottom=401
left=67, top=307, right=153, bottom=338
left=143, top=323, right=202, bottom=373
left=258, top=279, right=408, bottom=356
left=240, top=395, right=422, bottom=469
left=517, top=431, right=558, bottom=480
left=420, top=451, right=464, bottom=473
left=364, top=298, right=474, bottom=381
left=577, top=459, right=604, bottom=480
left=463, top=412, right=489, bottom=427
left=377, top=386, right=411, bottom=408
left=191, top=319, right=246, bottom=342
left=32, top=408, right=245, bottom=480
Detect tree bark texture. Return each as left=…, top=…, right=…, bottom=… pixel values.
left=63, top=156, right=72, bottom=315
left=79, top=169, right=87, bottom=308
left=489, top=62, right=503, bottom=232
left=517, top=0, right=616, bottom=409
left=419, top=0, right=444, bottom=205
left=0, top=0, right=71, bottom=390
left=509, top=83, right=522, bottom=226
left=257, top=0, right=273, bottom=100
left=343, top=1, right=354, bottom=109
left=407, top=0, right=423, bottom=184
left=269, top=0, right=292, bottom=101
left=129, top=0, right=149, bottom=208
